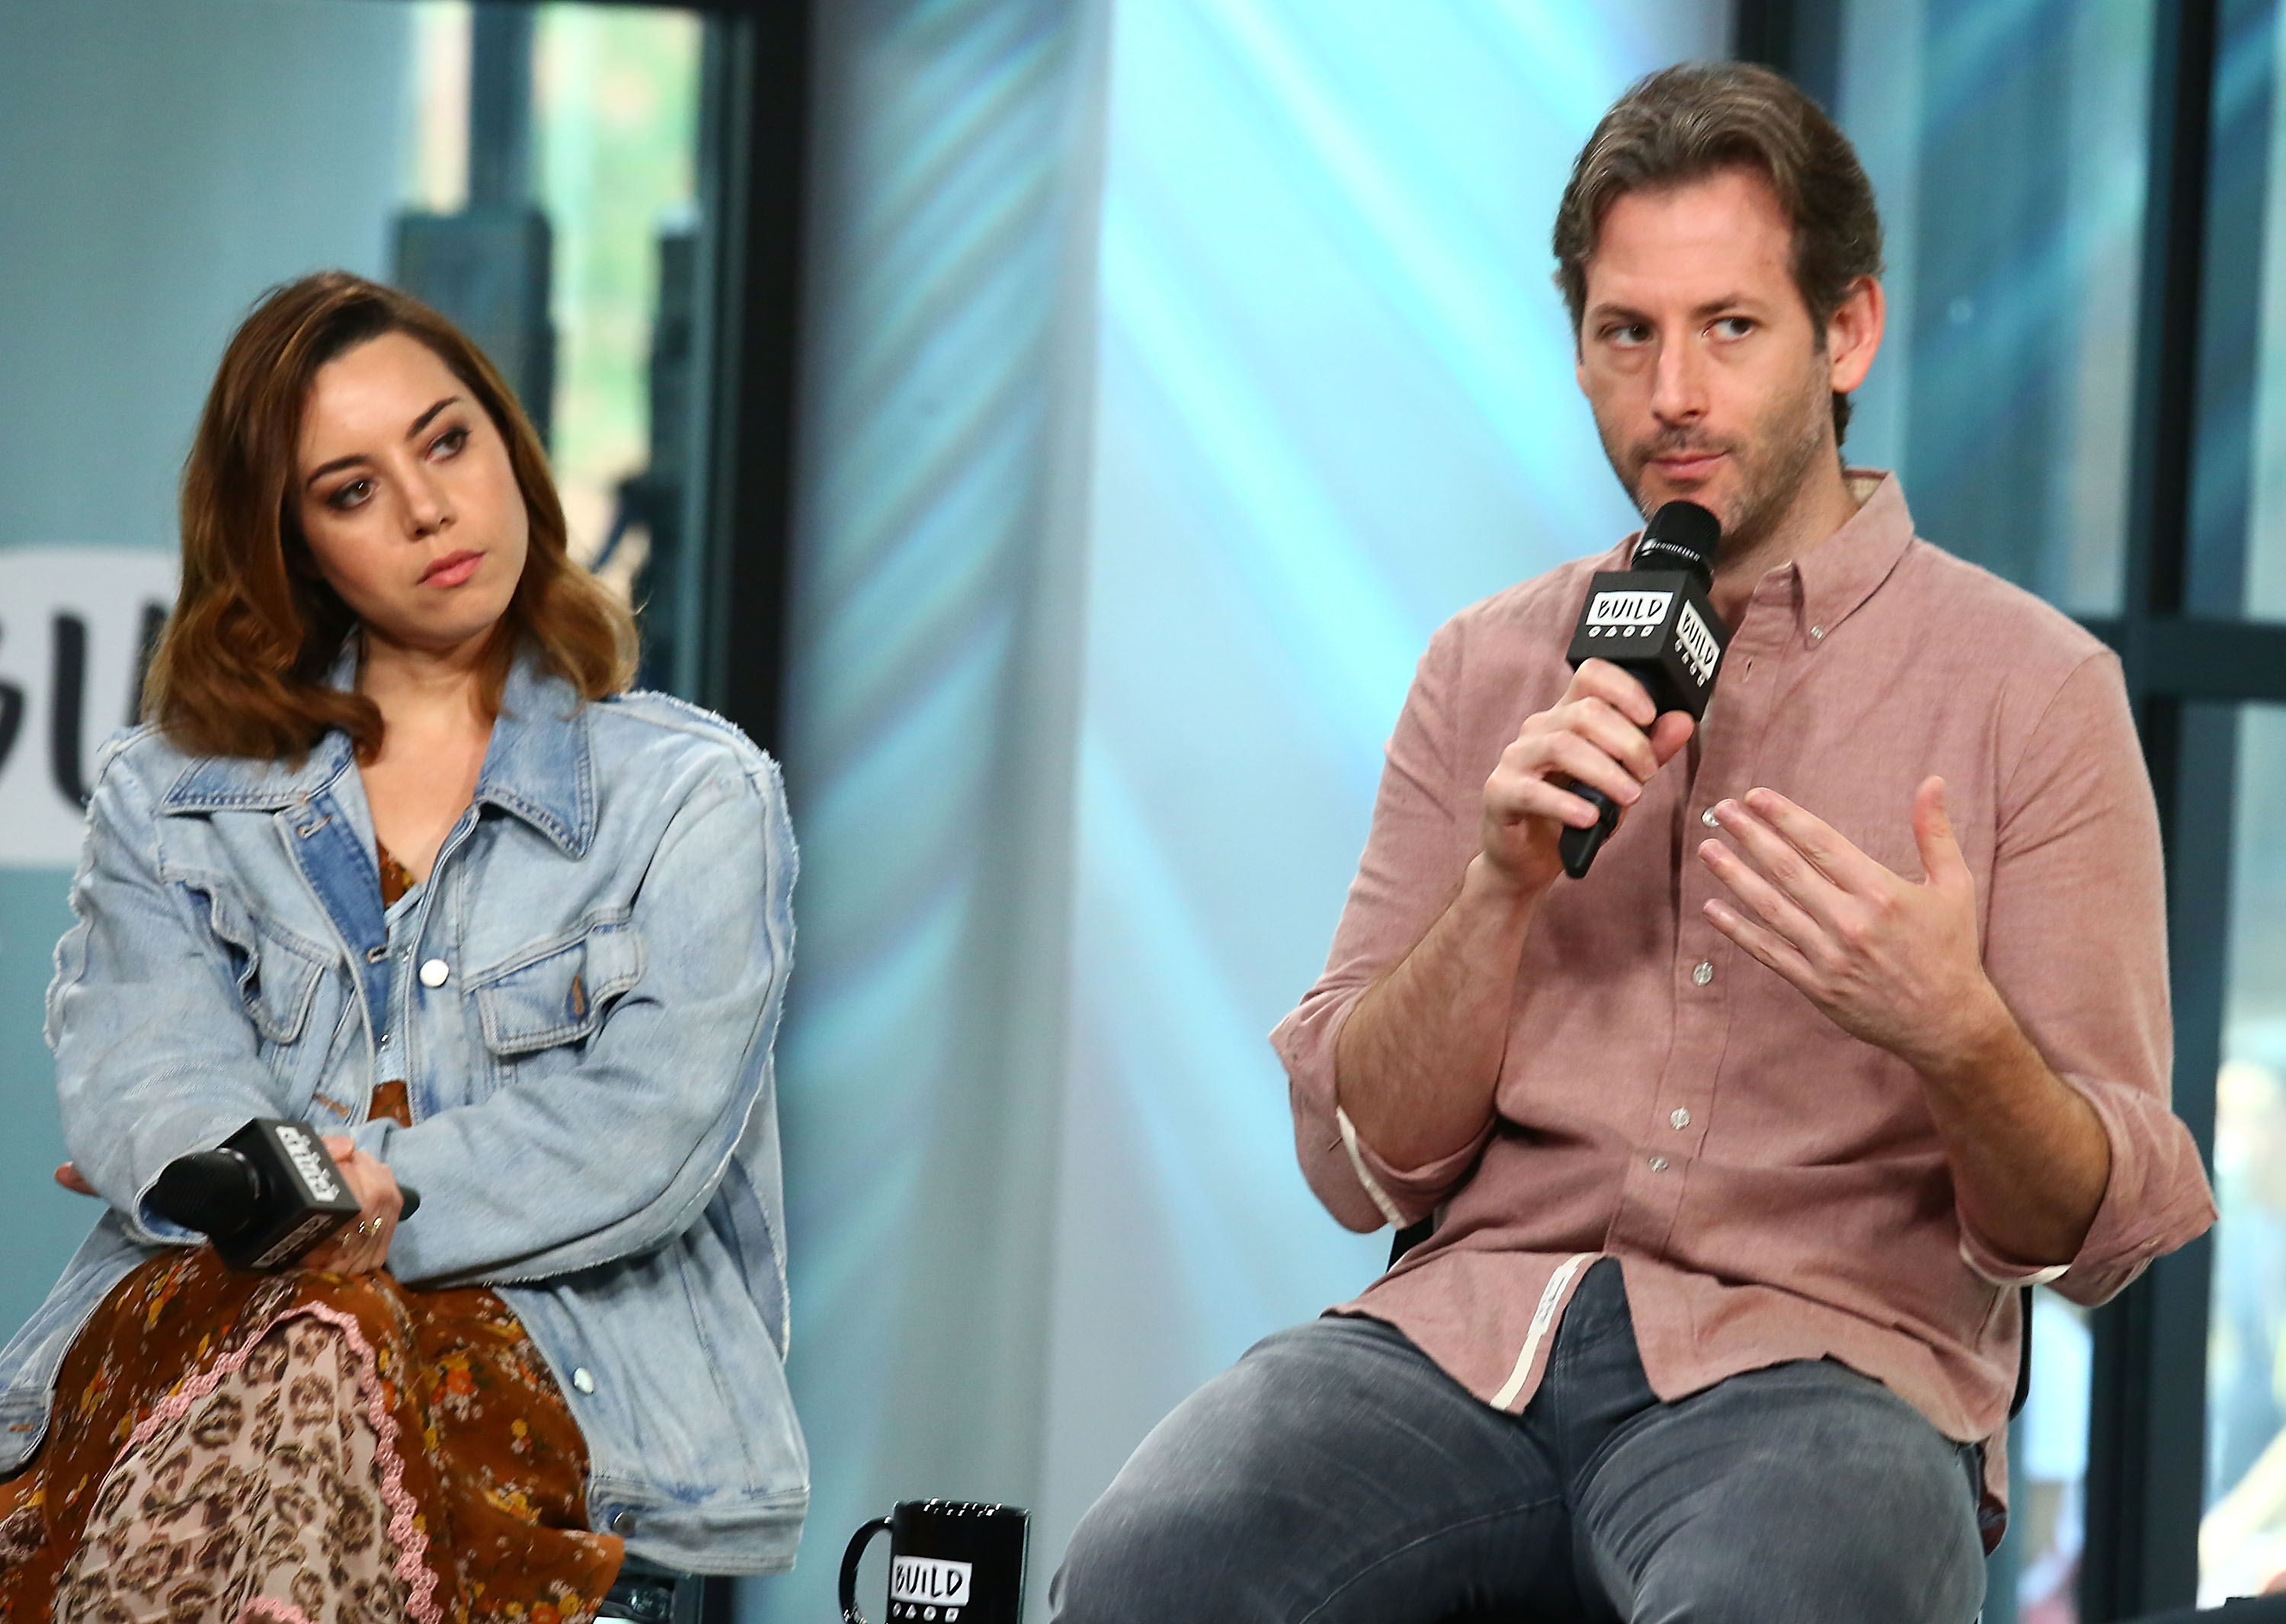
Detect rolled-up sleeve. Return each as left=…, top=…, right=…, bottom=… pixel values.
left=1271, top=621, right=1492, bottom=1232
left=1964, top=652, right=2214, bottom=1303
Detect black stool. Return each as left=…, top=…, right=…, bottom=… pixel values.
left=596, top=1555, right=712, bottom=1624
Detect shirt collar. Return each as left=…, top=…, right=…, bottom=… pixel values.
left=161, top=642, right=598, bottom=857
left=1785, top=468, right=1916, bottom=640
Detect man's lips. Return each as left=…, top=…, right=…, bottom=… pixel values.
left=1647, top=450, right=1727, bottom=482
left=421, top=549, right=482, bottom=587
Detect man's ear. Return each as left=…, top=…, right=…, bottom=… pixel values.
left=1827, top=276, right=1884, bottom=394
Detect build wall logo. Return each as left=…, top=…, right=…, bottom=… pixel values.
left=0, top=548, right=178, bottom=867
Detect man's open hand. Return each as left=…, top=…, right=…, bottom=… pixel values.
left=1697, top=776, right=2005, bottom=1078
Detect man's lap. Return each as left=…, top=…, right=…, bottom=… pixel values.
left=1052, top=1264, right=1984, bottom=1623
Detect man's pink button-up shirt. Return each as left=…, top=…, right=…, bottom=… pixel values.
left=1270, top=473, right=2215, bottom=1527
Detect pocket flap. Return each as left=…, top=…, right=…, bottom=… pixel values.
left=472, top=918, right=645, bottom=1055
left=189, top=879, right=331, bottom=1045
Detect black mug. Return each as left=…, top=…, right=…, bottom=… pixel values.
left=840, top=1500, right=1028, bottom=1624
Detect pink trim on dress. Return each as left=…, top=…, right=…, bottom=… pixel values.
left=239, top=1600, right=321, bottom=1624
left=123, top=1293, right=444, bottom=1624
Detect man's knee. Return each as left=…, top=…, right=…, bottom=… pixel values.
left=1596, top=1367, right=1987, bottom=1624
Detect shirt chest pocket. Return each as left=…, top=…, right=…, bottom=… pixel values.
left=469, top=916, right=646, bottom=1080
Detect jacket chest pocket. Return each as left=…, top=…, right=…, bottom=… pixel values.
left=192, top=880, right=332, bottom=1047
left=469, top=915, right=645, bottom=1084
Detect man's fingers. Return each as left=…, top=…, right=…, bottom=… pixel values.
left=1567, top=658, right=1659, bottom=728
left=1738, top=788, right=1890, bottom=892
left=1531, top=731, right=1646, bottom=812
left=1648, top=710, right=1696, bottom=767
left=1703, top=897, right=1819, bottom=990
left=1554, top=696, right=1663, bottom=784
left=1698, top=837, right=1828, bottom=959
left=1911, top=776, right=1970, bottom=889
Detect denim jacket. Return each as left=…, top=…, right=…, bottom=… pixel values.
left=0, top=657, right=806, bottom=1576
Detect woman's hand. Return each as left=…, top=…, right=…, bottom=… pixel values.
left=302, top=1136, right=405, bottom=1275
left=54, top=1163, right=97, bottom=1196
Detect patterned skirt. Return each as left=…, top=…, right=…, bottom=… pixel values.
left=0, top=1247, right=623, bottom=1622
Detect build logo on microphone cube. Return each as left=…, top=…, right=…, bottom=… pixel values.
left=1566, top=569, right=1731, bottom=720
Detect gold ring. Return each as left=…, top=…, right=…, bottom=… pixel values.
left=357, top=1218, right=377, bottom=1238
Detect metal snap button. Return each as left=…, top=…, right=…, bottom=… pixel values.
left=1670, top=1107, right=1691, bottom=1130
left=1648, top=1155, right=1670, bottom=1173
left=1701, top=807, right=1720, bottom=828
left=611, top=1509, right=636, bottom=1535
left=572, top=1367, right=596, bottom=1394
left=1692, top=960, right=1714, bottom=986
left=418, top=958, right=450, bottom=988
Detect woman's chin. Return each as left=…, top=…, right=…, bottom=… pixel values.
left=363, top=607, right=511, bottom=661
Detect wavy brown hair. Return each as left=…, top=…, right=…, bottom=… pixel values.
left=146, top=271, right=636, bottom=761
left=1553, top=62, right=1884, bottom=444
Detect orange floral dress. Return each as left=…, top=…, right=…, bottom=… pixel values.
left=0, top=847, right=623, bottom=1622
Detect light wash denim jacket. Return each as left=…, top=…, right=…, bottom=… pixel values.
left=0, top=657, right=806, bottom=1576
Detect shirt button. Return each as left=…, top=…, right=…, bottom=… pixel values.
left=611, top=1510, right=636, bottom=1535
left=1670, top=1107, right=1691, bottom=1130
left=1648, top=1155, right=1670, bottom=1173
left=418, top=958, right=450, bottom=988
left=1692, top=960, right=1714, bottom=986
left=379, top=1032, right=392, bottom=1046
left=572, top=1367, right=596, bottom=1394
left=1701, top=807, right=1720, bottom=828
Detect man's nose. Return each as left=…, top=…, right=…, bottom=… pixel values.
left=1649, top=332, right=1708, bottom=423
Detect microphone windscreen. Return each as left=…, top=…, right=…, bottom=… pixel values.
left=148, top=1148, right=263, bottom=1238
left=1633, top=500, right=1721, bottom=581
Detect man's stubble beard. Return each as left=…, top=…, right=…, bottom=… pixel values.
left=1601, top=358, right=1835, bottom=557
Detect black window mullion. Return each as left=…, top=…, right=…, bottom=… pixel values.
left=2085, top=1, right=2229, bottom=1617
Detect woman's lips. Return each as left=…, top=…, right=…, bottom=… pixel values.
left=421, top=549, right=482, bottom=588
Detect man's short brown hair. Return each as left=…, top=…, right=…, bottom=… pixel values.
left=1552, top=62, right=1883, bottom=443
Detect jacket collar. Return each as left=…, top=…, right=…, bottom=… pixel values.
left=159, top=644, right=597, bottom=858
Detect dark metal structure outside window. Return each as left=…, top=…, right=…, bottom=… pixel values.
left=1743, top=2, right=2286, bottom=1617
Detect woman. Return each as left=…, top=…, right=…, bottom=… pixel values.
left=0, top=272, right=805, bottom=1619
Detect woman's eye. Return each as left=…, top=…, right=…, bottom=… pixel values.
left=325, top=479, right=374, bottom=512
left=430, top=425, right=469, bottom=460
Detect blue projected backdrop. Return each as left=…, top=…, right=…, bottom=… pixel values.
left=1036, top=0, right=1730, bottom=1568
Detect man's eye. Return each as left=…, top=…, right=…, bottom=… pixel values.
left=1711, top=317, right=1755, bottom=340
left=325, top=479, right=374, bottom=511
left=1605, top=324, right=1651, bottom=348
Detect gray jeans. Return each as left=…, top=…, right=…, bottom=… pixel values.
left=1052, top=1260, right=1986, bottom=1623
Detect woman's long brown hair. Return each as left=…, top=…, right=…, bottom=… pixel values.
left=146, top=271, right=637, bottom=761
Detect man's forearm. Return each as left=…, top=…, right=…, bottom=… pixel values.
left=1335, top=854, right=1542, bottom=1171
left=1919, top=992, right=2111, bottom=1268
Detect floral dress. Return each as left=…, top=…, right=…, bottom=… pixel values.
left=0, top=847, right=623, bottom=1623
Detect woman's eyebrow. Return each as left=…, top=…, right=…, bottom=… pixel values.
left=301, top=396, right=463, bottom=489
left=406, top=394, right=459, bottom=438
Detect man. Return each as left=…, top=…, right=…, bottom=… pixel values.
left=1052, top=62, right=2214, bottom=1623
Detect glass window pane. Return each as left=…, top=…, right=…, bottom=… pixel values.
left=2236, top=12, right=2286, bottom=620
left=0, top=0, right=709, bottom=1349
left=1836, top=0, right=2152, bottom=617
left=2207, top=704, right=2286, bottom=1601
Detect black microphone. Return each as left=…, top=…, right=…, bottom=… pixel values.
left=146, top=1117, right=421, bottom=1270
left=1558, top=500, right=1731, bottom=879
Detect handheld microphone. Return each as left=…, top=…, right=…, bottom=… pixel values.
left=1558, top=500, right=1731, bottom=879
left=146, top=1117, right=421, bottom=1270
